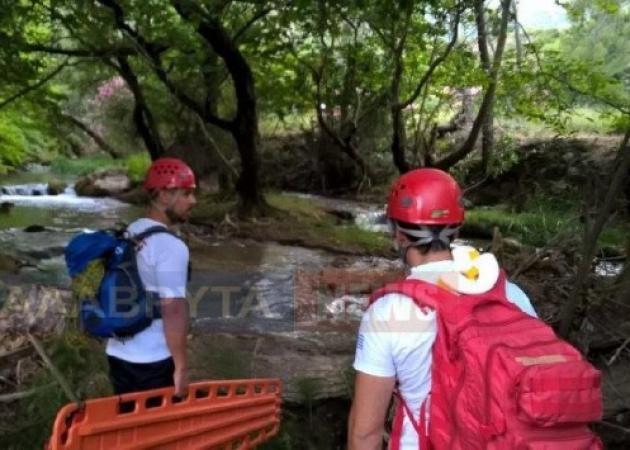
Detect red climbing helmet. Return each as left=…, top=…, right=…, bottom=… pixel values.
left=143, top=158, right=196, bottom=190
left=387, top=168, right=464, bottom=225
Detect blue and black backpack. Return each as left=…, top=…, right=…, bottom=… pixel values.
left=64, top=225, right=180, bottom=338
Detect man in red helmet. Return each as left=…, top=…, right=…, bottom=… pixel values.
left=106, top=158, right=197, bottom=397
left=347, top=168, right=536, bottom=450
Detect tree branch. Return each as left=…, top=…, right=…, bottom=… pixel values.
left=96, top=0, right=234, bottom=131
left=398, top=6, right=462, bottom=110
left=16, top=41, right=136, bottom=57
left=559, top=129, right=630, bottom=336
left=233, top=6, right=273, bottom=42
left=517, top=22, right=630, bottom=115
left=434, top=0, right=512, bottom=169
left=0, top=58, right=70, bottom=110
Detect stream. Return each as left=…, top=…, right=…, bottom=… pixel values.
left=0, top=171, right=398, bottom=334
left=0, top=169, right=624, bottom=330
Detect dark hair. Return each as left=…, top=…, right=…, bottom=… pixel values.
left=396, top=221, right=459, bottom=255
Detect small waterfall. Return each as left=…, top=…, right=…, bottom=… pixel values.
left=0, top=183, right=50, bottom=196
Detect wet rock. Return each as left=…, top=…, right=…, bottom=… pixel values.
left=325, top=209, right=355, bottom=222
left=189, top=330, right=357, bottom=402
left=0, top=280, right=8, bottom=309
left=46, top=180, right=67, bottom=195
left=75, top=168, right=131, bottom=197
left=0, top=285, right=71, bottom=336
left=23, top=225, right=47, bottom=233
left=0, top=253, right=23, bottom=274
left=0, top=229, right=71, bottom=261
left=113, top=185, right=147, bottom=205
left=0, top=202, right=14, bottom=214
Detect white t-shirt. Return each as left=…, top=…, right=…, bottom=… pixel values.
left=353, top=260, right=537, bottom=450
left=106, top=218, right=189, bottom=363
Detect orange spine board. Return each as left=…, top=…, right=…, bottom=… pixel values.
left=47, top=378, right=282, bottom=450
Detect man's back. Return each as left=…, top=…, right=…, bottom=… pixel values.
left=106, top=219, right=189, bottom=364
left=353, top=259, right=536, bottom=449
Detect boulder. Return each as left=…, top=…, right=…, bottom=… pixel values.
left=0, top=285, right=71, bottom=337
left=46, top=180, right=67, bottom=195
left=113, top=185, right=147, bottom=205
left=0, top=202, right=14, bottom=214
left=75, top=169, right=131, bottom=197
left=189, top=329, right=357, bottom=402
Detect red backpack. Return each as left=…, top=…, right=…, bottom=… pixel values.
left=369, top=271, right=603, bottom=450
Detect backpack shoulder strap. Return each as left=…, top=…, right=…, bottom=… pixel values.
left=131, top=225, right=182, bottom=243
left=368, top=278, right=456, bottom=311
left=368, top=270, right=513, bottom=318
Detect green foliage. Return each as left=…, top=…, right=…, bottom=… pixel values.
left=49, top=153, right=150, bottom=180
left=0, top=113, right=27, bottom=173
left=1, top=331, right=110, bottom=450
left=124, top=152, right=151, bottom=182
left=466, top=196, right=628, bottom=250
left=0, top=105, right=63, bottom=173
left=50, top=155, right=120, bottom=176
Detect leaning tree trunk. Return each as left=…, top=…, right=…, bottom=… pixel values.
left=61, top=114, right=122, bottom=159
left=115, top=56, right=164, bottom=160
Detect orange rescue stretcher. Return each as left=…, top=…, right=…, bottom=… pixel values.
left=47, top=378, right=282, bottom=450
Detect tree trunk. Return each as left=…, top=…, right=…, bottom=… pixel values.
left=115, top=56, right=164, bottom=160
left=559, top=129, right=630, bottom=337
left=390, top=47, right=409, bottom=173
left=391, top=106, right=409, bottom=173
left=614, top=238, right=630, bottom=307
left=513, top=0, right=523, bottom=67
left=481, top=105, right=494, bottom=173
left=475, top=0, right=495, bottom=174
left=193, top=11, right=265, bottom=214
left=435, top=0, right=511, bottom=170
left=171, top=0, right=265, bottom=214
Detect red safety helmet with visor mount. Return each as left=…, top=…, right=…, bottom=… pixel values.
left=387, top=168, right=464, bottom=246
left=143, top=158, right=196, bottom=191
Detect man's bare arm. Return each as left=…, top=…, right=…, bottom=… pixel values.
left=161, top=298, right=189, bottom=395
left=348, top=371, right=395, bottom=450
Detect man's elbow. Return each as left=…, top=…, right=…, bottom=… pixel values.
left=161, top=298, right=188, bottom=316
left=348, top=414, right=383, bottom=449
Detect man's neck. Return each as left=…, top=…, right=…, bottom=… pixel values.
left=146, top=207, right=171, bottom=227
left=407, top=249, right=452, bottom=268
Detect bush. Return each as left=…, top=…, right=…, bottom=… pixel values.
left=0, top=114, right=28, bottom=174
left=124, top=152, right=151, bottom=183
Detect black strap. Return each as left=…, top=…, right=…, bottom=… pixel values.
left=130, top=224, right=191, bottom=282
left=131, top=225, right=182, bottom=242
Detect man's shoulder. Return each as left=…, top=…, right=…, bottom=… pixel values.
left=367, top=291, right=436, bottom=322
left=127, top=219, right=188, bottom=252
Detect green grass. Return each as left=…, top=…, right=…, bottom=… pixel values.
left=499, top=106, right=621, bottom=138
left=266, top=193, right=391, bottom=254
left=466, top=204, right=628, bottom=250
left=50, top=155, right=121, bottom=176
left=191, top=192, right=391, bottom=255
left=49, top=153, right=151, bottom=181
